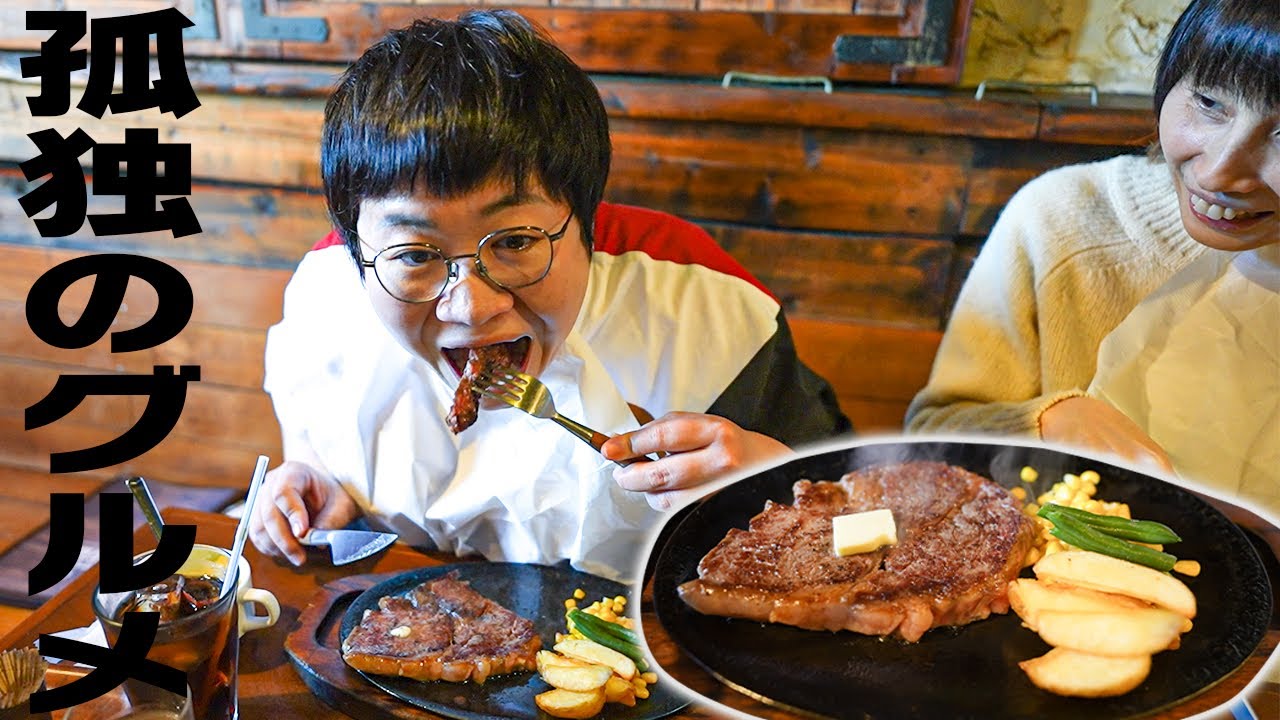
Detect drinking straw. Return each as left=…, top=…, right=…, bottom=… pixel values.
left=223, top=455, right=269, bottom=598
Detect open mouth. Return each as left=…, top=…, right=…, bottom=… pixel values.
left=442, top=337, right=531, bottom=379
left=1189, top=196, right=1273, bottom=230
left=443, top=337, right=532, bottom=434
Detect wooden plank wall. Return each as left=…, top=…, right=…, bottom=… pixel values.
left=0, top=0, right=975, bottom=84
left=0, top=15, right=1152, bottom=489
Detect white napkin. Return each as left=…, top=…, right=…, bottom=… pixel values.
left=36, top=624, right=107, bottom=666
left=343, top=331, right=664, bottom=583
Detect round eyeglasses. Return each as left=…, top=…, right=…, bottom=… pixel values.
left=359, top=213, right=573, bottom=303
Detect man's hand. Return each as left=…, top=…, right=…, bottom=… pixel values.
left=248, top=460, right=360, bottom=566
left=601, top=412, right=792, bottom=510
left=1039, top=396, right=1174, bottom=473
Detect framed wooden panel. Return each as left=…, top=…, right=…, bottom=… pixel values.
left=0, top=0, right=976, bottom=86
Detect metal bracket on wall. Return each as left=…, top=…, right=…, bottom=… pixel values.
left=722, top=71, right=833, bottom=93
left=243, top=0, right=328, bottom=43
left=974, top=79, right=1099, bottom=106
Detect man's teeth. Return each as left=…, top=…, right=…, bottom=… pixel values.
left=1192, top=196, right=1254, bottom=221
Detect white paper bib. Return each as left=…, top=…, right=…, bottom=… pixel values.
left=358, top=330, right=658, bottom=582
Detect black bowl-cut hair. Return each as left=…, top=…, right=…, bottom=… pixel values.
left=321, top=10, right=611, bottom=274
left=1154, top=0, right=1280, bottom=117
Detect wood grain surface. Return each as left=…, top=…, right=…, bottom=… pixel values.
left=2, top=505, right=1275, bottom=719
left=0, top=509, right=721, bottom=719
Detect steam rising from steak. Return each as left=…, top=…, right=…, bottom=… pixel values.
left=678, top=462, right=1036, bottom=642
left=342, top=572, right=541, bottom=683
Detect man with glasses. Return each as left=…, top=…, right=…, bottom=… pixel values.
left=359, top=214, right=574, bottom=305
left=250, top=10, right=850, bottom=582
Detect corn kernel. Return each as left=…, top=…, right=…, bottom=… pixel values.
left=641, top=672, right=658, bottom=684
left=1173, top=559, right=1201, bottom=577
left=1010, top=487, right=1027, bottom=501
left=1064, top=474, right=1080, bottom=489
left=1079, top=470, right=1100, bottom=485
left=614, top=595, right=627, bottom=607
left=564, top=598, right=576, bottom=609
left=573, top=588, right=585, bottom=599
left=1020, top=466, right=1039, bottom=483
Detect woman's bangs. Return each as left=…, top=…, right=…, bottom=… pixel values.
left=1185, top=18, right=1280, bottom=109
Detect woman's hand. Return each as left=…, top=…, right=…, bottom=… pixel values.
left=248, top=460, right=360, bottom=566
left=1039, top=396, right=1174, bottom=473
left=601, top=412, right=793, bottom=510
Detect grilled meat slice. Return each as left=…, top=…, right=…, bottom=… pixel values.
left=342, top=572, right=541, bottom=683
left=446, top=345, right=518, bottom=434
left=678, top=462, right=1036, bottom=642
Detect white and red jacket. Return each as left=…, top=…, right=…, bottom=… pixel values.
left=264, top=203, right=847, bottom=581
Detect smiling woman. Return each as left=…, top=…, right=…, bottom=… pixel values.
left=247, top=10, right=850, bottom=582
left=907, top=0, right=1279, bottom=516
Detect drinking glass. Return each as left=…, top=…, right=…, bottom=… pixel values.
left=51, top=668, right=193, bottom=720
left=92, top=546, right=240, bottom=720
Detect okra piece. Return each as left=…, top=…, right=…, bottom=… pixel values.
left=1041, top=503, right=1181, bottom=544
left=1040, top=506, right=1178, bottom=572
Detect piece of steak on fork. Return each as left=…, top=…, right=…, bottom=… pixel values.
left=678, top=462, right=1036, bottom=642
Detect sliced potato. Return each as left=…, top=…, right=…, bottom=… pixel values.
left=536, top=651, right=613, bottom=692
left=1020, top=648, right=1151, bottom=697
left=1036, top=607, right=1185, bottom=656
left=1008, top=578, right=1150, bottom=630
left=1034, top=550, right=1196, bottom=619
left=538, top=650, right=592, bottom=670
left=603, top=674, right=637, bottom=706
left=554, top=638, right=637, bottom=680
left=535, top=687, right=607, bottom=719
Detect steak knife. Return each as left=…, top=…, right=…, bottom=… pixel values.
left=300, top=528, right=398, bottom=565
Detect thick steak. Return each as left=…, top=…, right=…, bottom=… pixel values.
left=342, top=572, right=541, bottom=683
left=678, top=462, right=1036, bottom=642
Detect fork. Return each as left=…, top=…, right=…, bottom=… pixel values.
left=478, top=367, right=646, bottom=466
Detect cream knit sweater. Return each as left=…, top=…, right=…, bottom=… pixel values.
left=906, top=154, right=1208, bottom=435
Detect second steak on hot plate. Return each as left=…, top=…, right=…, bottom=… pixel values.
left=677, top=461, right=1037, bottom=642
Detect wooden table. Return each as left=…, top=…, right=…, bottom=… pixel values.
left=2, top=506, right=1276, bottom=720
left=0, top=508, right=718, bottom=719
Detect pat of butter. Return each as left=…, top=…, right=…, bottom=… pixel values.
left=832, top=508, right=898, bottom=556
